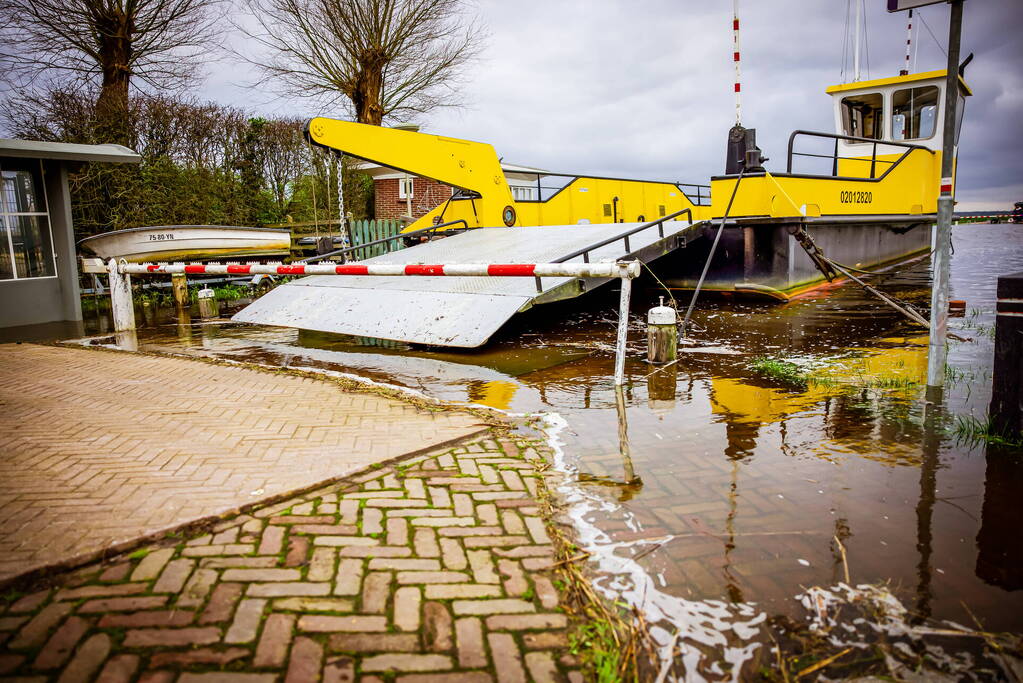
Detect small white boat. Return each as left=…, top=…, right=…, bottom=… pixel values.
left=79, top=225, right=291, bottom=263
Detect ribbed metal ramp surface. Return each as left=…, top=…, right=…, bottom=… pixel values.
left=234, top=221, right=699, bottom=347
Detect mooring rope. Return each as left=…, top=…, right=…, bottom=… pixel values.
left=793, top=229, right=968, bottom=342
left=682, top=169, right=746, bottom=336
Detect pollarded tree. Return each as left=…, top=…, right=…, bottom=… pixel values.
left=0, top=0, right=225, bottom=140
left=238, top=0, right=483, bottom=125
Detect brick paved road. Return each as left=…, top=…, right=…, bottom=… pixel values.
left=0, top=435, right=580, bottom=682
left=0, top=344, right=486, bottom=584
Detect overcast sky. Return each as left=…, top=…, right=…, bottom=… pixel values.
left=203, top=0, right=1023, bottom=210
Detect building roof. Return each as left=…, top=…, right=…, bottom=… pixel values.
left=0, top=139, right=141, bottom=164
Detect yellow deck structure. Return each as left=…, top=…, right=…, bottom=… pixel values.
left=302, top=69, right=969, bottom=300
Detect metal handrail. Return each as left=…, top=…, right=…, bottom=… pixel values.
left=552, top=208, right=693, bottom=265
left=526, top=208, right=694, bottom=293
left=303, top=219, right=471, bottom=263
left=786, top=129, right=934, bottom=177
left=515, top=171, right=711, bottom=206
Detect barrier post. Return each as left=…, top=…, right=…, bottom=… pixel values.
left=108, top=258, right=136, bottom=332
left=614, top=263, right=633, bottom=386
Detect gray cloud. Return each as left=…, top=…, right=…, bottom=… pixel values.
left=202, top=0, right=1023, bottom=210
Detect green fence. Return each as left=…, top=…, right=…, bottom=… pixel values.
left=348, top=219, right=404, bottom=261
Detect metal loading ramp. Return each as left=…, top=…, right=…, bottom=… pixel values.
left=234, top=221, right=703, bottom=347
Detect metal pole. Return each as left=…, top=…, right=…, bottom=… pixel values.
left=853, top=0, right=862, bottom=81
left=108, top=258, right=136, bottom=332
left=926, top=0, right=963, bottom=390
left=682, top=169, right=745, bottom=335
left=614, top=267, right=633, bottom=386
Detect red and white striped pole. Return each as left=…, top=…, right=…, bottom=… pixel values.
left=900, top=9, right=914, bottom=76
left=732, top=0, right=742, bottom=125
left=119, top=261, right=641, bottom=279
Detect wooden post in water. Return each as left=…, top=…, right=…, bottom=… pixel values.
left=197, top=288, right=219, bottom=319
left=171, top=273, right=188, bottom=308
left=990, top=272, right=1023, bottom=438
left=647, top=297, right=678, bottom=364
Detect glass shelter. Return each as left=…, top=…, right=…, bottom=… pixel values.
left=0, top=139, right=139, bottom=332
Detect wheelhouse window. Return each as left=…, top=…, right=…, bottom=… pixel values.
left=892, top=86, right=939, bottom=140
left=840, top=92, right=884, bottom=140
left=0, top=159, right=56, bottom=281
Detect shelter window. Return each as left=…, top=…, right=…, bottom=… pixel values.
left=398, top=177, right=414, bottom=199
left=840, top=92, right=884, bottom=140
left=511, top=186, right=535, bottom=201
left=892, top=86, right=940, bottom=140
left=0, top=159, right=56, bottom=281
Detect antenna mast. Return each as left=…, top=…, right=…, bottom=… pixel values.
left=901, top=9, right=914, bottom=75
left=733, top=0, right=741, bottom=125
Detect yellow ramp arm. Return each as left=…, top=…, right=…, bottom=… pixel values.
left=307, top=117, right=513, bottom=227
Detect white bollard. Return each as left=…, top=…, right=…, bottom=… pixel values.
left=647, top=297, right=678, bottom=364
left=614, top=264, right=633, bottom=386
left=108, top=258, right=136, bottom=332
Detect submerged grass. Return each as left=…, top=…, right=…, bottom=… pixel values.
left=750, top=356, right=924, bottom=394
left=951, top=414, right=1023, bottom=449
left=749, top=357, right=812, bottom=389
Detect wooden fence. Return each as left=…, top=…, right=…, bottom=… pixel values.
left=278, top=219, right=406, bottom=261
left=348, top=219, right=404, bottom=260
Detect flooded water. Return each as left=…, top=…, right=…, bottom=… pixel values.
left=72, top=224, right=1023, bottom=678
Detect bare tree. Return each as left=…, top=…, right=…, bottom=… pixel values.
left=0, top=0, right=225, bottom=137
left=238, top=0, right=483, bottom=125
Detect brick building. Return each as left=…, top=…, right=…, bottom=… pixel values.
left=357, top=162, right=549, bottom=222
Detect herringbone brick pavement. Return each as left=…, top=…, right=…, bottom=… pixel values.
left=0, top=434, right=580, bottom=683
left=0, top=344, right=485, bottom=584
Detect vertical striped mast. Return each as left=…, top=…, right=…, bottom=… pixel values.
left=900, top=9, right=914, bottom=75
left=733, top=0, right=742, bottom=125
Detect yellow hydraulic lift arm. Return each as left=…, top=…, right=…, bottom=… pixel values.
left=307, top=117, right=515, bottom=228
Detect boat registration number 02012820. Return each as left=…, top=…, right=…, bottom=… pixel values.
left=147, top=233, right=176, bottom=241
left=839, top=190, right=873, bottom=204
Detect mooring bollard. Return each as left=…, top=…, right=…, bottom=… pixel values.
left=107, top=258, right=136, bottom=332
left=990, top=272, right=1023, bottom=438
left=171, top=273, right=189, bottom=308
left=197, top=288, right=219, bottom=319
left=647, top=297, right=678, bottom=364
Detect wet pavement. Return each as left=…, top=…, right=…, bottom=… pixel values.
left=0, top=344, right=485, bottom=584
left=60, top=223, right=1023, bottom=678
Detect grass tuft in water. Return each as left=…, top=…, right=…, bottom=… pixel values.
left=749, top=357, right=810, bottom=389
left=951, top=414, right=1023, bottom=449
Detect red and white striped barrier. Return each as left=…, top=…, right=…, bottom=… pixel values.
left=104, top=258, right=641, bottom=385
left=120, top=261, right=641, bottom=279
